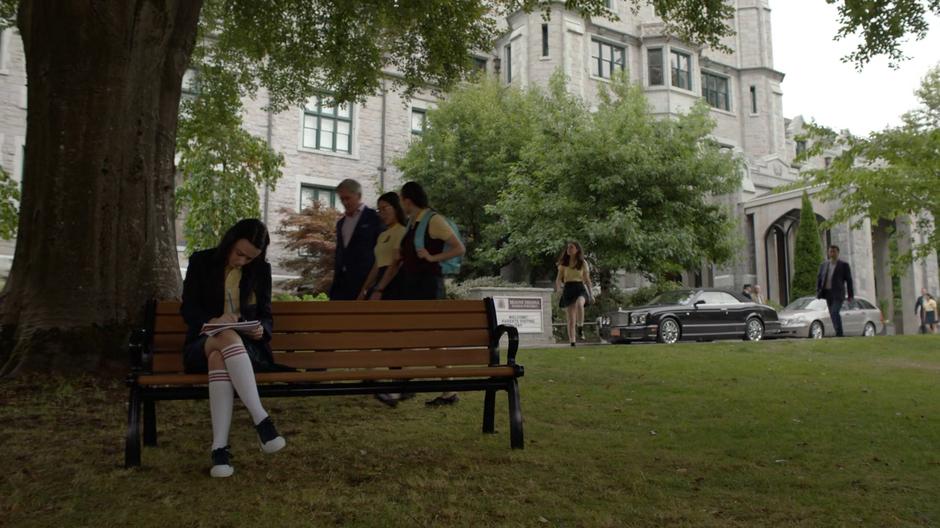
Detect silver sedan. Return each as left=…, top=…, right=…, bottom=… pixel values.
left=777, top=297, right=884, bottom=338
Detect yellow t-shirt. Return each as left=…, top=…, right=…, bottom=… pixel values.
left=414, top=209, right=455, bottom=241
left=374, top=223, right=407, bottom=267
left=927, top=299, right=938, bottom=314
left=559, top=262, right=588, bottom=283
left=224, top=266, right=256, bottom=315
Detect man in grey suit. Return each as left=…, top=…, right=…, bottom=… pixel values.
left=816, top=245, right=854, bottom=337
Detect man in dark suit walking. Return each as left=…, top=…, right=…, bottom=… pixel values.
left=816, top=245, right=854, bottom=337
left=329, top=179, right=382, bottom=300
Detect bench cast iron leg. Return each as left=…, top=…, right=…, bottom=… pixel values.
left=125, top=386, right=142, bottom=468
left=482, top=389, right=496, bottom=434
left=507, top=379, right=524, bottom=449
left=143, top=400, right=157, bottom=446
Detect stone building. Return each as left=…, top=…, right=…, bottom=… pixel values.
left=0, top=1, right=936, bottom=332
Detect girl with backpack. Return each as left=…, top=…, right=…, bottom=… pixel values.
left=372, top=181, right=466, bottom=405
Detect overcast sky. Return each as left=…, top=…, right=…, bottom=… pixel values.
left=770, top=0, right=940, bottom=136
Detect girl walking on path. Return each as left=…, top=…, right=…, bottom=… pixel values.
left=357, top=192, right=408, bottom=301
left=925, top=293, right=938, bottom=334
left=180, top=219, right=287, bottom=478
left=555, top=241, right=594, bottom=347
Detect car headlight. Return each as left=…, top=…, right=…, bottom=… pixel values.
left=630, top=312, right=649, bottom=326
left=598, top=315, right=611, bottom=326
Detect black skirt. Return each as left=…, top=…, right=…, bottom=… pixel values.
left=366, top=266, right=403, bottom=300
left=559, top=281, right=589, bottom=308
left=183, top=334, right=290, bottom=373
left=398, top=271, right=445, bottom=300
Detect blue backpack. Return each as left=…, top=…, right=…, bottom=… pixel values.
left=413, top=210, right=463, bottom=276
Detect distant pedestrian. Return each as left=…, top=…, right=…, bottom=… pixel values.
left=924, top=293, right=937, bottom=334
left=752, top=284, right=764, bottom=304
left=816, top=245, right=854, bottom=337
left=357, top=192, right=408, bottom=301
left=387, top=181, right=466, bottom=406
left=555, top=241, right=594, bottom=347
left=914, top=287, right=928, bottom=334
left=329, top=179, right=383, bottom=300
left=741, top=284, right=753, bottom=301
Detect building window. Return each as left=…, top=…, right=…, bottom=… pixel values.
left=473, top=56, right=488, bottom=72
left=505, top=43, right=513, bottom=83
left=701, top=71, right=730, bottom=111
left=824, top=156, right=832, bottom=168
left=591, top=39, right=625, bottom=79
left=181, top=68, right=199, bottom=97
left=411, top=108, right=427, bottom=135
left=796, top=140, right=807, bottom=156
left=302, top=95, right=352, bottom=153
left=541, top=24, right=549, bottom=57
left=750, top=85, right=757, bottom=114
left=604, top=0, right=612, bottom=8
left=300, top=184, right=337, bottom=210
left=670, top=50, right=691, bottom=90
left=647, top=48, right=664, bottom=86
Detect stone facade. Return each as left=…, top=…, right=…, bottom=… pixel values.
left=0, top=4, right=936, bottom=333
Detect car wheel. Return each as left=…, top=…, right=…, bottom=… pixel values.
left=809, top=321, right=824, bottom=339
left=863, top=322, right=876, bottom=337
left=657, top=318, right=681, bottom=344
left=745, top=318, right=764, bottom=341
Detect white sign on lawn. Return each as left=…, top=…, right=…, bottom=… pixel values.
left=493, top=296, right=543, bottom=334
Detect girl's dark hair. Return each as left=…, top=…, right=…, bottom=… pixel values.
left=400, top=181, right=429, bottom=209
left=558, top=240, right=585, bottom=270
left=214, top=219, right=270, bottom=278
left=378, top=191, right=407, bottom=226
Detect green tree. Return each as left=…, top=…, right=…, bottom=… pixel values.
left=487, top=72, right=740, bottom=287
left=175, top=53, right=284, bottom=255
left=791, top=192, right=824, bottom=299
left=0, top=167, right=18, bottom=241
left=395, top=77, right=538, bottom=277
left=795, top=64, right=940, bottom=262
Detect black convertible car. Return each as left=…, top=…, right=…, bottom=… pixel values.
left=598, top=288, right=781, bottom=344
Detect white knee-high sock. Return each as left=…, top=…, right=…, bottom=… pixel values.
left=208, top=370, right=234, bottom=450
left=220, top=343, right=269, bottom=425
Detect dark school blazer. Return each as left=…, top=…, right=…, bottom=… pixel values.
left=329, top=206, right=382, bottom=300
left=180, top=248, right=274, bottom=348
left=816, top=259, right=854, bottom=300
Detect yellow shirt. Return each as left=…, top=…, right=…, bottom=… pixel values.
left=414, top=208, right=455, bottom=241
left=927, top=299, right=938, bottom=313
left=559, top=262, right=588, bottom=282
left=374, top=223, right=407, bottom=267
left=224, top=266, right=256, bottom=315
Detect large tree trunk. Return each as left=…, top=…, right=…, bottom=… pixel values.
left=0, top=0, right=203, bottom=375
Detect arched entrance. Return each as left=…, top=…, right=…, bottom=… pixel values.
left=763, top=209, right=829, bottom=306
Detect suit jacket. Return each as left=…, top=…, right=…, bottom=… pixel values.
left=329, top=206, right=382, bottom=300
left=180, top=249, right=274, bottom=347
left=816, top=259, right=854, bottom=300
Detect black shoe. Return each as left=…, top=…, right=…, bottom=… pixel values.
left=374, top=393, right=399, bottom=408
left=425, top=394, right=460, bottom=406
left=210, top=446, right=234, bottom=478
left=570, top=342, right=576, bottom=347
left=255, top=416, right=286, bottom=454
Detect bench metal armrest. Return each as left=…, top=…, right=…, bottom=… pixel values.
left=127, top=328, right=147, bottom=373
left=495, top=324, right=519, bottom=365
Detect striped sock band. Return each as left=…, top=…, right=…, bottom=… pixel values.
left=220, top=343, right=246, bottom=360
left=208, top=370, right=231, bottom=383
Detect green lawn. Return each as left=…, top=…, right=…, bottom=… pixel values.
left=2, top=336, right=939, bottom=527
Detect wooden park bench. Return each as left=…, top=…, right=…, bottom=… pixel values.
left=124, top=298, right=523, bottom=468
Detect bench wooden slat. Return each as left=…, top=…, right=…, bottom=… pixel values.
left=154, top=312, right=489, bottom=333
left=150, top=329, right=492, bottom=353
left=155, top=299, right=488, bottom=316
left=138, top=365, right=515, bottom=386
left=150, top=347, right=492, bottom=372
